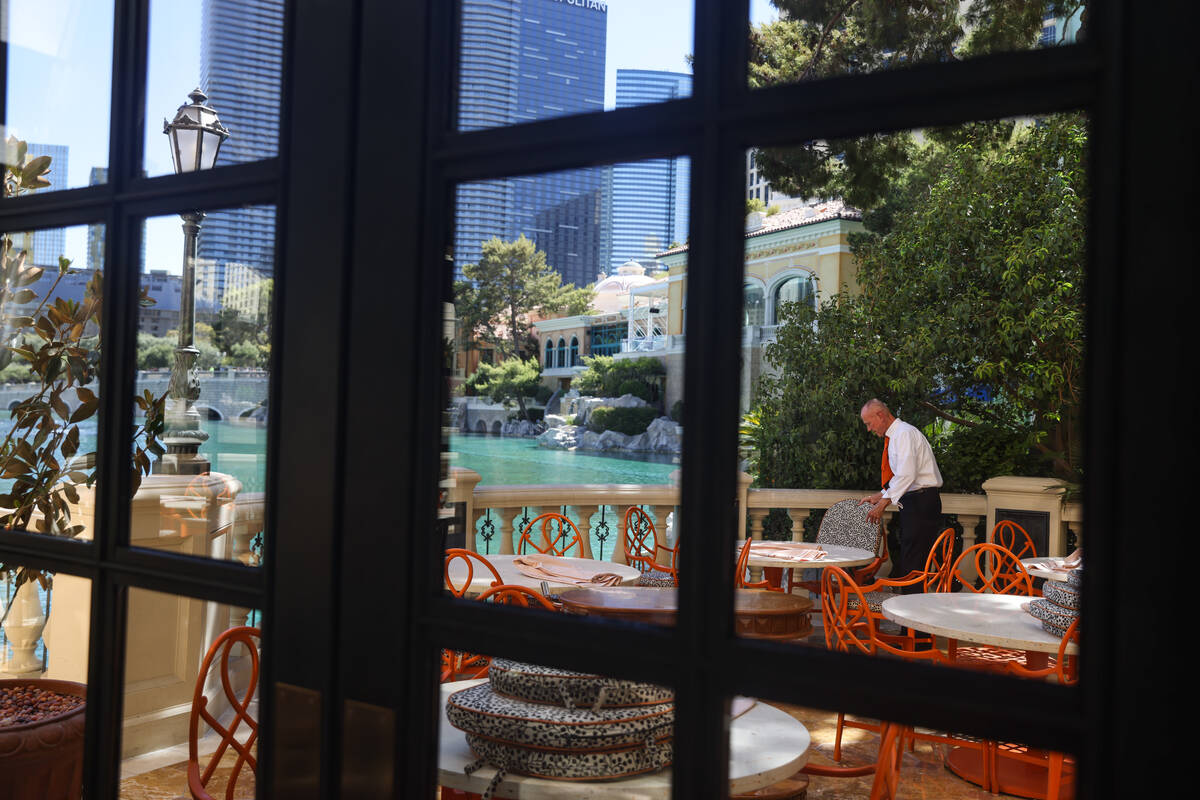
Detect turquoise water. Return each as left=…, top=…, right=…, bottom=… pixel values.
left=450, top=433, right=678, bottom=486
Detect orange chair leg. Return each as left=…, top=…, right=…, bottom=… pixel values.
left=1047, top=752, right=1064, bottom=800
left=834, top=711, right=845, bottom=761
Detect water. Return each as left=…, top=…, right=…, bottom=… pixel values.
left=450, top=433, right=678, bottom=486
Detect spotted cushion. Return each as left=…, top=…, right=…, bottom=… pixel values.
left=845, top=588, right=896, bottom=613
left=1042, top=581, right=1081, bottom=610
left=1067, top=568, right=1083, bottom=589
left=487, top=659, right=673, bottom=708
left=635, top=571, right=676, bottom=588
left=447, top=683, right=674, bottom=753
left=464, top=731, right=672, bottom=781
left=1027, top=598, right=1077, bottom=638
left=816, top=499, right=882, bottom=553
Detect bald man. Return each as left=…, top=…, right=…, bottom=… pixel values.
left=858, top=399, right=944, bottom=592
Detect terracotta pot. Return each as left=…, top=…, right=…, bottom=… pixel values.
left=0, top=679, right=87, bottom=800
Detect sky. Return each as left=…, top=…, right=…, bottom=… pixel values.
left=4, top=0, right=781, bottom=273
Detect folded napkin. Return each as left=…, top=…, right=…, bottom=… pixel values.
left=512, top=554, right=624, bottom=587
left=750, top=543, right=827, bottom=562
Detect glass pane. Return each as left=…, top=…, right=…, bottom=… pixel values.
left=436, top=652, right=673, bottom=796
left=0, top=222, right=101, bottom=543
left=456, top=0, right=693, bottom=132
left=749, top=1, right=1088, bottom=89
left=446, top=159, right=686, bottom=624
left=144, top=0, right=285, bottom=178
left=119, top=587, right=261, bottom=798
left=130, top=206, right=274, bottom=566
left=0, top=562, right=92, bottom=800
left=736, top=115, right=1086, bottom=671
left=2, top=0, right=114, bottom=194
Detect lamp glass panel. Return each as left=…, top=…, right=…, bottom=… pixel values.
left=172, top=129, right=200, bottom=173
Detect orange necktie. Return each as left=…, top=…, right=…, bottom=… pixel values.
left=881, top=436, right=893, bottom=488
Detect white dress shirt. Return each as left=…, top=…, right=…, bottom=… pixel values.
left=881, top=418, right=943, bottom=506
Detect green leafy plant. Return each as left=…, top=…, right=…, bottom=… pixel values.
left=588, top=406, right=658, bottom=436
left=465, top=357, right=543, bottom=421
left=574, top=356, right=664, bottom=404
left=0, top=138, right=166, bottom=590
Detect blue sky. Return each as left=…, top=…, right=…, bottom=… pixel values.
left=5, top=0, right=780, bottom=272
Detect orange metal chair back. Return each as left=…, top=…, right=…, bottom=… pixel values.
left=517, top=512, right=585, bottom=557
left=949, top=542, right=1034, bottom=595
left=820, top=566, right=875, bottom=656
left=444, top=548, right=503, bottom=598
left=188, top=626, right=260, bottom=800
left=476, top=583, right=559, bottom=610
left=624, top=506, right=680, bottom=582
left=991, top=519, right=1037, bottom=559
left=735, top=538, right=782, bottom=591
left=922, top=528, right=957, bottom=592
left=1008, top=617, right=1080, bottom=684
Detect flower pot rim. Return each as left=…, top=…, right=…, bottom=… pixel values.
left=0, top=678, right=87, bottom=732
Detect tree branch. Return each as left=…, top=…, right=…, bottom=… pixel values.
left=802, top=0, right=860, bottom=80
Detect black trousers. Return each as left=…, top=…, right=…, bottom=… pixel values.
left=896, top=488, right=942, bottom=594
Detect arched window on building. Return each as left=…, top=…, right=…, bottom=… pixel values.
left=557, top=337, right=567, bottom=368
left=569, top=336, right=580, bottom=366
left=545, top=338, right=555, bottom=368
left=744, top=282, right=765, bottom=326
left=771, top=274, right=815, bottom=324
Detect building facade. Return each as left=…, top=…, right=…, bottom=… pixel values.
left=19, top=143, right=69, bottom=265
left=609, top=70, right=691, bottom=271
left=196, top=0, right=284, bottom=293
left=454, top=0, right=608, bottom=288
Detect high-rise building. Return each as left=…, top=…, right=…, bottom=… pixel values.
left=20, top=143, right=69, bottom=266
left=87, top=167, right=108, bottom=272
left=609, top=70, right=691, bottom=271
left=454, top=0, right=608, bottom=288
left=197, top=0, right=284, bottom=304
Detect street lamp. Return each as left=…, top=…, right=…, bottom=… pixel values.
left=155, top=89, right=230, bottom=475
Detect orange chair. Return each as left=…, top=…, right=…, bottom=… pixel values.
left=992, top=519, right=1038, bottom=559
left=444, top=548, right=503, bottom=598
left=517, top=512, right=585, bottom=557
left=623, top=506, right=679, bottom=587
left=476, top=583, right=559, bottom=610
left=735, top=538, right=784, bottom=591
left=990, top=619, right=1079, bottom=800
left=944, top=542, right=1035, bottom=668
left=844, top=528, right=956, bottom=617
left=187, top=626, right=260, bottom=800
left=819, top=567, right=992, bottom=788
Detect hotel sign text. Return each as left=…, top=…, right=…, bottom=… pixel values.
left=553, top=0, right=608, bottom=12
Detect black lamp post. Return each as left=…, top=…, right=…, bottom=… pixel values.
left=155, top=89, right=230, bottom=475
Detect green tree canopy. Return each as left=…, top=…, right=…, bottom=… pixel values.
left=454, top=235, right=594, bottom=361
left=753, top=114, right=1085, bottom=491
left=465, top=357, right=543, bottom=421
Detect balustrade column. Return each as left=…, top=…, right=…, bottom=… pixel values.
left=788, top=508, right=810, bottom=543
left=499, top=510, right=515, bottom=555
left=957, top=515, right=981, bottom=584
left=575, top=505, right=598, bottom=560
left=614, top=508, right=629, bottom=566
left=747, top=507, right=769, bottom=583
left=650, top=506, right=672, bottom=568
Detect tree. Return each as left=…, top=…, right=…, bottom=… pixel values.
left=465, top=358, right=543, bottom=421
left=454, top=235, right=594, bottom=362
left=749, top=1, right=1084, bottom=211
left=753, top=114, right=1085, bottom=491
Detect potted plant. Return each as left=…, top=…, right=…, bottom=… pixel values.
left=0, top=137, right=165, bottom=798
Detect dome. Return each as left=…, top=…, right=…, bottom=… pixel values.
left=592, top=260, right=663, bottom=313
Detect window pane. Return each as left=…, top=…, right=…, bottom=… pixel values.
left=129, top=206, right=274, bottom=566
left=144, top=0, right=285, bottom=178
left=445, top=158, right=687, bottom=625
left=119, top=587, right=262, bottom=798
left=0, top=222, right=101, bottom=544
left=2, top=0, right=114, bottom=194
left=456, top=0, right=693, bottom=132
left=436, top=653, right=673, bottom=796
left=749, top=1, right=1087, bottom=89
left=735, top=115, right=1086, bottom=683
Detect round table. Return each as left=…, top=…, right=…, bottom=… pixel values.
left=445, top=554, right=643, bottom=597
left=558, top=586, right=814, bottom=640
left=1021, top=557, right=1079, bottom=583
left=745, top=542, right=877, bottom=571
left=880, top=593, right=1079, bottom=800
left=437, top=680, right=811, bottom=798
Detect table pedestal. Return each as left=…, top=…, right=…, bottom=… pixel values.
left=947, top=745, right=1074, bottom=800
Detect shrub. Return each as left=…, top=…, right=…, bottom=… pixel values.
left=616, top=379, right=652, bottom=402
left=575, top=356, right=664, bottom=402
left=588, top=406, right=658, bottom=436
left=534, top=384, right=552, bottom=404
left=670, top=400, right=684, bottom=422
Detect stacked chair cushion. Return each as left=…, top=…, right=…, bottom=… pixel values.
left=447, top=659, right=675, bottom=783
left=1026, top=570, right=1082, bottom=637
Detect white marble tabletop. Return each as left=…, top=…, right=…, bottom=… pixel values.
left=446, top=554, right=643, bottom=597
left=881, top=593, right=1078, bottom=655
left=746, top=541, right=876, bottom=570
left=437, top=680, right=811, bottom=798
left=1021, top=557, right=1078, bottom=583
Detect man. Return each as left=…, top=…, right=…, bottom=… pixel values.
left=858, top=399, right=943, bottom=593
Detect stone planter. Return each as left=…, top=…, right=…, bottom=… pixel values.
left=0, top=679, right=87, bottom=800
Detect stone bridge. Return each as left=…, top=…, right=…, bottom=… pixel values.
left=1, top=371, right=269, bottom=421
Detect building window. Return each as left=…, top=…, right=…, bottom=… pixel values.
left=570, top=336, right=580, bottom=366
left=557, top=337, right=567, bottom=367
left=772, top=275, right=815, bottom=323
left=545, top=338, right=555, bottom=368
left=745, top=283, right=765, bottom=326
left=589, top=322, right=624, bottom=357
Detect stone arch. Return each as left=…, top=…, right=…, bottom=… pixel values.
left=766, top=268, right=817, bottom=324
left=196, top=404, right=224, bottom=421
left=474, top=419, right=486, bottom=433
left=491, top=420, right=502, bottom=434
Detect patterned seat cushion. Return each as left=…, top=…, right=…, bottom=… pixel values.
left=635, top=571, right=676, bottom=588
left=464, top=731, right=672, bottom=781
left=845, top=588, right=896, bottom=613
left=487, top=659, right=673, bottom=708
left=817, top=499, right=883, bottom=553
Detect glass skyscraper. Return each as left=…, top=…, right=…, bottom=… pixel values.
left=21, top=143, right=69, bottom=266
left=197, top=0, right=284, bottom=303
left=609, top=70, right=691, bottom=271
left=455, top=0, right=608, bottom=288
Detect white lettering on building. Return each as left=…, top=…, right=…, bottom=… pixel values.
left=552, top=0, right=609, bottom=13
